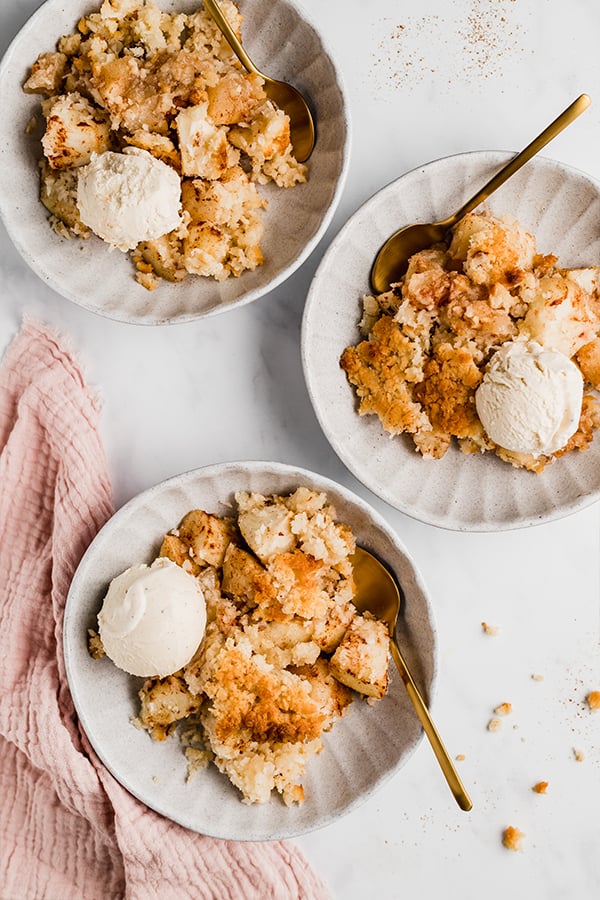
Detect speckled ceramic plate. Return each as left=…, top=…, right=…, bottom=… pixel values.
left=64, top=461, right=436, bottom=841
left=302, top=152, right=600, bottom=531
left=0, top=0, right=349, bottom=324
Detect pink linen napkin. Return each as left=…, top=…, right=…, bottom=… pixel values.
left=0, top=320, right=329, bottom=900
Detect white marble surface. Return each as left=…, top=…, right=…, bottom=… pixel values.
left=1, top=1, right=599, bottom=898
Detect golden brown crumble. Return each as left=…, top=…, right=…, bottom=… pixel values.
left=341, top=211, right=600, bottom=471
left=23, top=0, right=307, bottom=289
left=494, top=702, right=512, bottom=716
left=129, top=488, right=390, bottom=805
left=87, top=628, right=105, bottom=660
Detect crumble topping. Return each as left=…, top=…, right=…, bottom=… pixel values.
left=94, top=488, right=391, bottom=806
left=23, top=0, right=307, bottom=289
left=341, top=211, right=600, bottom=471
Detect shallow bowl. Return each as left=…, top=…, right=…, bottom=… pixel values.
left=64, top=460, right=437, bottom=840
left=0, top=0, right=349, bottom=324
left=302, top=151, right=600, bottom=531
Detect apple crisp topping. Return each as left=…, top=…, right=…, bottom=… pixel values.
left=341, top=211, right=600, bottom=471
left=129, top=488, right=390, bottom=805
left=23, top=0, right=307, bottom=289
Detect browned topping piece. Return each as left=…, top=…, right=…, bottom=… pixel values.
left=502, top=826, right=525, bottom=851
left=532, top=781, right=548, bottom=794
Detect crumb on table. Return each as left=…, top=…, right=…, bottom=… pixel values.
left=573, top=748, right=585, bottom=762
left=532, top=781, right=548, bottom=794
left=502, top=826, right=525, bottom=851
left=487, top=717, right=502, bottom=732
left=481, top=621, right=499, bottom=635
left=586, top=691, right=600, bottom=710
left=531, top=673, right=544, bottom=682
left=455, top=754, right=466, bottom=761
left=494, top=702, right=512, bottom=716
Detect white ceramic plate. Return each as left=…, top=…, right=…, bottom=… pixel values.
left=302, top=151, right=600, bottom=532
left=64, top=461, right=436, bottom=841
left=0, top=0, right=349, bottom=324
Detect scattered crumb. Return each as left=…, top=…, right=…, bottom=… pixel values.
left=586, top=691, right=600, bottom=710
left=87, top=628, right=105, bottom=660
left=494, top=702, right=512, bottom=716
left=481, top=621, right=499, bottom=635
left=532, top=781, right=548, bottom=794
left=502, top=826, right=525, bottom=851
left=185, top=746, right=212, bottom=781
left=531, top=673, right=544, bottom=682
left=573, top=748, right=585, bottom=762
left=487, top=717, right=502, bottom=732
left=456, top=754, right=466, bottom=761
left=152, top=775, right=160, bottom=784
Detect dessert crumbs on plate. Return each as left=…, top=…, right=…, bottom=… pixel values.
left=532, top=781, right=548, bottom=794
left=93, top=487, right=391, bottom=806
left=586, top=690, right=600, bottom=710
left=573, top=748, right=585, bottom=762
left=494, top=702, right=512, bottom=716
left=487, top=717, right=502, bottom=732
left=481, top=621, right=499, bottom=635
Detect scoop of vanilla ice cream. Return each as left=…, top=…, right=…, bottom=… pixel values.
left=98, top=557, right=206, bottom=677
left=475, top=340, right=583, bottom=456
left=77, top=148, right=181, bottom=251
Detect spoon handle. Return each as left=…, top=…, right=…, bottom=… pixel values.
left=443, top=93, right=591, bottom=228
left=390, top=637, right=473, bottom=811
left=203, top=0, right=260, bottom=77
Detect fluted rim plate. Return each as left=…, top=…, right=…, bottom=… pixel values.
left=64, top=461, right=437, bottom=840
left=0, top=0, right=349, bottom=324
left=302, top=152, right=600, bottom=531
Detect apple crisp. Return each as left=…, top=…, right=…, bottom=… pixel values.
left=341, top=211, right=600, bottom=472
left=120, top=488, right=389, bottom=806
left=23, top=0, right=307, bottom=290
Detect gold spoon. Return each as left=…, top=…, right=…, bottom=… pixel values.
left=351, top=547, right=472, bottom=812
left=203, top=0, right=316, bottom=162
left=370, top=93, right=591, bottom=294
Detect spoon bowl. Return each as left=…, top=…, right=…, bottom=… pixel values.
left=370, top=94, right=591, bottom=294
left=351, top=546, right=472, bottom=811
left=204, top=0, right=315, bottom=162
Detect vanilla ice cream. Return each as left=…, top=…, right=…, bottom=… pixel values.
left=98, top=557, right=206, bottom=677
left=475, top=340, right=583, bottom=456
left=77, top=148, right=181, bottom=251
